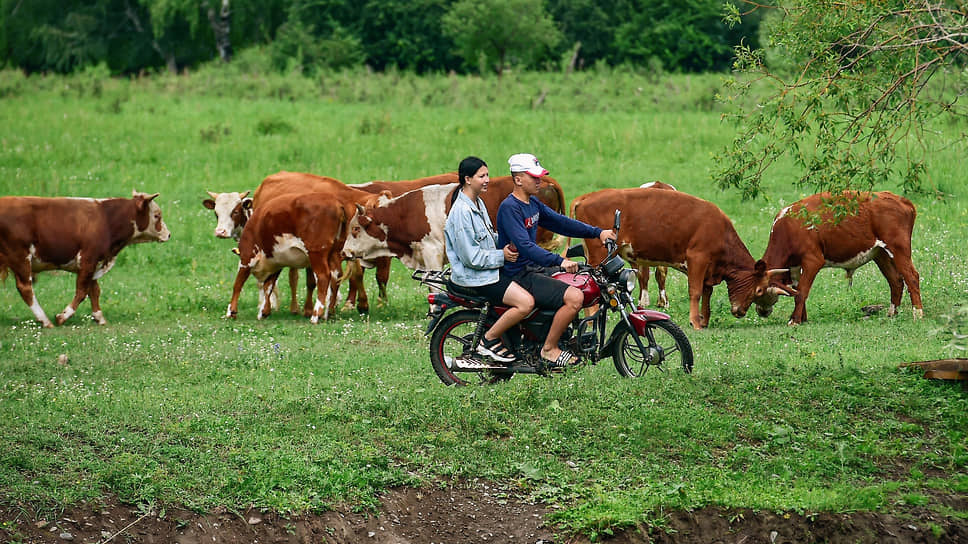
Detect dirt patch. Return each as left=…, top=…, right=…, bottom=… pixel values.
left=2, top=483, right=965, bottom=543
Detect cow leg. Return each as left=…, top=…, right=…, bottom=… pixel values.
left=57, top=270, right=94, bottom=325
left=700, top=285, right=713, bottom=329
left=89, top=280, right=107, bottom=325
left=637, top=267, right=651, bottom=307
left=302, top=266, right=317, bottom=317
left=655, top=266, right=669, bottom=308
left=872, top=252, right=904, bottom=317
left=340, top=260, right=362, bottom=312
left=685, top=263, right=707, bottom=330
left=307, top=251, right=332, bottom=324
left=789, top=259, right=823, bottom=325
left=13, top=266, right=53, bottom=328
left=288, top=267, right=300, bottom=314
left=375, top=256, right=391, bottom=308
left=226, top=265, right=251, bottom=319
left=352, top=260, right=369, bottom=314
left=257, top=271, right=282, bottom=320
left=889, top=247, right=923, bottom=319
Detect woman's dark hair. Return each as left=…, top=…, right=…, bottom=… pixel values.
left=452, top=156, right=487, bottom=207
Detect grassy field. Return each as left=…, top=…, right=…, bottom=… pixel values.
left=0, top=67, right=966, bottom=538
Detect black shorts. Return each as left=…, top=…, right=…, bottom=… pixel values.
left=512, top=269, right=569, bottom=309
left=448, top=273, right=514, bottom=306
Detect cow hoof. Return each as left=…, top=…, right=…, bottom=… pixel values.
left=341, top=301, right=355, bottom=312
left=42, top=321, right=54, bottom=329
left=55, top=314, right=68, bottom=326
left=913, top=308, right=924, bottom=319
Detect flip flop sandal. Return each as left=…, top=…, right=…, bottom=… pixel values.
left=476, top=337, right=516, bottom=363
left=541, top=350, right=579, bottom=371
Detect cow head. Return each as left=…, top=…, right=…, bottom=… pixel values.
left=727, top=260, right=796, bottom=318
left=343, top=193, right=394, bottom=261
left=203, top=190, right=252, bottom=239
left=131, top=190, right=171, bottom=243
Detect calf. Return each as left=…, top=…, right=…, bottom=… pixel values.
left=571, top=187, right=789, bottom=329
left=225, top=172, right=389, bottom=320
left=202, top=191, right=252, bottom=239
left=756, top=191, right=923, bottom=324
left=229, top=192, right=348, bottom=323
left=0, top=191, right=170, bottom=327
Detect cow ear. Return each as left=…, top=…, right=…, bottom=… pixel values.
left=203, top=199, right=215, bottom=210
left=242, top=198, right=254, bottom=210
left=145, top=192, right=160, bottom=202
left=754, top=259, right=767, bottom=274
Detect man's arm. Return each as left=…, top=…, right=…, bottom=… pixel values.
left=497, top=201, right=563, bottom=268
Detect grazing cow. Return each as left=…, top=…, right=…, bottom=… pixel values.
left=0, top=191, right=170, bottom=327
left=754, top=191, right=923, bottom=325
left=224, top=172, right=390, bottom=320
left=229, top=192, right=349, bottom=323
left=202, top=191, right=252, bottom=239
left=342, top=176, right=567, bottom=273
left=570, top=187, right=791, bottom=329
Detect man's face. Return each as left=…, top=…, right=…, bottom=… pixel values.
left=515, top=172, right=543, bottom=196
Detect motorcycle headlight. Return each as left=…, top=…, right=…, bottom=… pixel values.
left=619, top=268, right=636, bottom=294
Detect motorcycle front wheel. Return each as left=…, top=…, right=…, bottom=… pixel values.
left=429, top=309, right=513, bottom=386
left=612, top=319, right=694, bottom=377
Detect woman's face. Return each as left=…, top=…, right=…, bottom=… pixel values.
left=466, top=165, right=490, bottom=193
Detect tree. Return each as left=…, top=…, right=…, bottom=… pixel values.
left=613, top=0, right=757, bottom=72
left=716, top=1, right=968, bottom=200
left=442, top=0, right=562, bottom=76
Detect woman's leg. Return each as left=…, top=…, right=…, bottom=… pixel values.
left=484, top=281, right=534, bottom=341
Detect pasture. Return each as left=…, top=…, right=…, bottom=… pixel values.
left=0, top=67, right=966, bottom=540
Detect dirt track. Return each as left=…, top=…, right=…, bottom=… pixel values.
left=2, top=482, right=966, bottom=543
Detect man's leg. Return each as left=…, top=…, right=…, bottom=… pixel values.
left=541, top=286, right=582, bottom=362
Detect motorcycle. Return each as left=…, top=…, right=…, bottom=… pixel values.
left=413, top=211, right=694, bottom=386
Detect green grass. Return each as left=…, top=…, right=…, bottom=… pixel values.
left=0, top=67, right=966, bottom=536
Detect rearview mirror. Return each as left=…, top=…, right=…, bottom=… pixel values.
left=613, top=209, right=621, bottom=231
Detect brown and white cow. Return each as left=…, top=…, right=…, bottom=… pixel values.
left=224, top=172, right=390, bottom=320
left=571, top=187, right=790, bottom=330
left=205, top=173, right=462, bottom=314
left=202, top=191, right=252, bottom=239
left=754, top=191, right=923, bottom=325
left=0, top=191, right=170, bottom=327
left=342, top=176, right=567, bottom=273
left=228, top=191, right=350, bottom=323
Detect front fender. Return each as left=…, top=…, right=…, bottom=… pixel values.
left=602, top=309, right=671, bottom=354
left=627, top=309, right=671, bottom=335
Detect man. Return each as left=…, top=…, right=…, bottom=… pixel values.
left=496, top=153, right=616, bottom=369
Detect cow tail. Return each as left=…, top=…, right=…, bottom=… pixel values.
left=0, top=263, right=7, bottom=283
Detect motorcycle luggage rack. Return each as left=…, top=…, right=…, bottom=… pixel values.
left=413, top=268, right=450, bottom=290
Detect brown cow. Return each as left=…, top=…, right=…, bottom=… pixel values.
left=342, top=176, right=566, bottom=272
left=0, top=191, right=170, bottom=327
left=754, top=191, right=923, bottom=325
left=228, top=192, right=349, bottom=323
left=571, top=187, right=790, bottom=329
left=571, top=181, right=677, bottom=308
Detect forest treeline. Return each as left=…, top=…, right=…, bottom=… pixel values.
left=0, top=0, right=762, bottom=75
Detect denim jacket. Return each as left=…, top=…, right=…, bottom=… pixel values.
left=444, top=191, right=503, bottom=287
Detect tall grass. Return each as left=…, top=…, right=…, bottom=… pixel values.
left=0, top=66, right=966, bottom=537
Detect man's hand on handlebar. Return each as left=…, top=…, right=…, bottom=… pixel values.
left=599, top=229, right=617, bottom=244
left=560, top=258, right=580, bottom=273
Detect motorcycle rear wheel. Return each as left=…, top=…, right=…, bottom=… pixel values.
left=612, top=319, right=693, bottom=377
left=429, top=309, right=513, bottom=386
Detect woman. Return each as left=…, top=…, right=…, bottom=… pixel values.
left=444, top=156, right=534, bottom=363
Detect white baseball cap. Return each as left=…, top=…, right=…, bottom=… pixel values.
left=508, top=153, right=549, bottom=178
